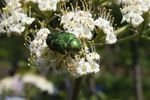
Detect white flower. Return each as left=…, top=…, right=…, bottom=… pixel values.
left=21, top=16, right=35, bottom=25
left=29, top=28, right=50, bottom=53
left=0, top=74, right=57, bottom=95
left=29, top=28, right=50, bottom=61
left=0, top=75, right=24, bottom=95
left=121, top=0, right=150, bottom=27
left=61, top=10, right=95, bottom=40
left=94, top=17, right=110, bottom=30
left=75, top=57, right=100, bottom=77
left=94, top=17, right=117, bottom=44
left=0, top=27, right=6, bottom=33
left=106, top=33, right=117, bottom=44
left=38, top=0, right=60, bottom=11
left=0, top=0, right=35, bottom=36
left=130, top=13, right=144, bottom=27
left=29, top=29, right=49, bottom=61
left=29, top=28, right=64, bottom=71
left=9, top=23, right=25, bottom=34
left=4, top=0, right=22, bottom=11
left=5, top=96, right=25, bottom=100
left=67, top=50, right=100, bottom=77
left=86, top=52, right=100, bottom=61
left=89, top=61, right=100, bottom=73
left=22, top=74, right=56, bottom=94
left=25, top=0, right=61, bottom=11
left=76, top=58, right=90, bottom=75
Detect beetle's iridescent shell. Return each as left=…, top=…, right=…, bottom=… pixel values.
left=46, top=32, right=81, bottom=54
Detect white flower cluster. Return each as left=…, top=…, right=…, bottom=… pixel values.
left=0, top=74, right=56, bottom=95
left=22, top=74, right=56, bottom=94
left=59, top=3, right=117, bottom=77
left=29, top=28, right=50, bottom=58
left=29, top=28, right=63, bottom=71
left=0, top=0, right=35, bottom=36
left=66, top=49, right=100, bottom=77
left=0, top=0, right=120, bottom=77
left=121, top=0, right=150, bottom=27
left=61, top=11, right=95, bottom=40
left=5, top=96, right=25, bottom=100
left=94, top=17, right=117, bottom=44
left=0, top=75, right=23, bottom=95
left=29, top=28, right=100, bottom=77
left=29, top=28, right=101, bottom=77
left=25, top=0, right=63, bottom=11
left=61, top=10, right=117, bottom=44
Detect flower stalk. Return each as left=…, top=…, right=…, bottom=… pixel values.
left=71, top=77, right=82, bottom=100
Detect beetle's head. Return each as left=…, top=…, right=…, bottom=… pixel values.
left=67, top=38, right=81, bottom=53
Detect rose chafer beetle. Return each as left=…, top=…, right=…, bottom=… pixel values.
left=46, top=32, right=81, bottom=54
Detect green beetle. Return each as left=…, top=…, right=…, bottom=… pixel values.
left=46, top=32, right=81, bottom=54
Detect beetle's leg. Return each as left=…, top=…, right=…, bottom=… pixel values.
left=56, top=55, right=67, bottom=69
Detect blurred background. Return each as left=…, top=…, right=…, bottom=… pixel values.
left=0, top=0, right=150, bottom=100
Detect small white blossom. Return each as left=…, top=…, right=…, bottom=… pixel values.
left=0, top=74, right=56, bottom=95
left=86, top=52, right=100, bottom=61
left=67, top=50, right=100, bottom=77
left=5, top=96, right=25, bottom=100
left=94, top=17, right=117, bottom=44
left=22, top=74, right=56, bottom=94
left=9, top=23, right=25, bottom=34
left=21, top=16, right=35, bottom=25
left=29, top=28, right=50, bottom=65
left=122, top=12, right=144, bottom=27
left=0, top=0, right=35, bottom=36
left=88, top=61, right=100, bottom=73
left=38, top=0, right=60, bottom=11
left=76, top=58, right=90, bottom=75
left=0, top=75, right=24, bottom=95
left=25, top=0, right=61, bottom=11
left=122, top=0, right=150, bottom=12
left=29, top=28, right=64, bottom=71
left=61, top=10, right=95, bottom=40
left=94, top=17, right=110, bottom=30
left=29, top=28, right=50, bottom=55
left=106, top=33, right=117, bottom=44
left=121, top=0, right=150, bottom=27
left=75, top=57, right=100, bottom=77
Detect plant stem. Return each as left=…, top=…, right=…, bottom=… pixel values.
left=141, top=35, right=150, bottom=41
left=94, top=32, right=139, bottom=47
left=131, top=31, right=143, bottom=100
left=114, top=24, right=131, bottom=35
left=117, top=32, right=139, bottom=43
left=143, top=28, right=150, bottom=35
left=71, top=77, right=82, bottom=100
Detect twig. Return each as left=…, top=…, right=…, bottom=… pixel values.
left=117, top=33, right=139, bottom=43
left=94, top=33, right=139, bottom=47
left=114, top=24, right=131, bottom=35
